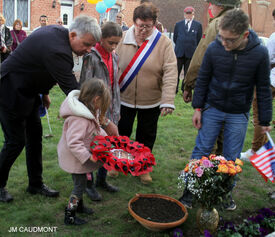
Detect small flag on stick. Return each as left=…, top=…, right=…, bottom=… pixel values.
left=250, top=132, right=275, bottom=183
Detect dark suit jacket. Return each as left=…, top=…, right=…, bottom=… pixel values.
left=0, top=25, right=79, bottom=116
left=173, top=19, right=202, bottom=59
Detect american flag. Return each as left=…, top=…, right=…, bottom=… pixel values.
left=250, top=137, right=275, bottom=183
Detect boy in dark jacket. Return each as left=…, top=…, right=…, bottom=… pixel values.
left=180, top=9, right=272, bottom=210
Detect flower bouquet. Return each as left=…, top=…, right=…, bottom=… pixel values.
left=178, top=155, right=244, bottom=210
left=90, top=135, right=156, bottom=176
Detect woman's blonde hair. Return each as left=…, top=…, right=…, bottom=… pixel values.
left=13, top=19, right=23, bottom=30
left=0, top=14, right=6, bottom=24
left=79, top=78, right=111, bottom=124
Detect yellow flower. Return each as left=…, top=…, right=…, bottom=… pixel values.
left=217, top=164, right=229, bottom=173
left=235, top=158, right=244, bottom=166
left=219, top=159, right=227, bottom=164
left=184, top=164, right=189, bottom=172
left=235, top=165, right=242, bottom=173
left=228, top=167, right=237, bottom=175
left=227, top=160, right=235, bottom=165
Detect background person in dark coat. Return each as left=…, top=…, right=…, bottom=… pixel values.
left=173, top=6, right=202, bottom=94
left=0, top=15, right=101, bottom=203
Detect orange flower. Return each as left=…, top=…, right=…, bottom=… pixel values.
left=235, top=165, right=242, bottom=173
left=227, top=160, right=235, bottom=165
left=184, top=164, right=189, bottom=172
left=235, top=158, right=244, bottom=166
left=227, top=163, right=236, bottom=169
left=217, top=164, right=229, bottom=173
left=228, top=167, right=237, bottom=175
left=209, top=154, right=216, bottom=160
left=219, top=159, right=227, bottom=164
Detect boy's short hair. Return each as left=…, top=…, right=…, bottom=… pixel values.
left=219, top=9, right=249, bottom=35
left=101, top=21, right=122, bottom=39
left=40, top=15, right=47, bottom=20
left=273, top=9, right=275, bottom=18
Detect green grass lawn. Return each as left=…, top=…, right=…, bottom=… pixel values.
left=0, top=85, right=274, bottom=237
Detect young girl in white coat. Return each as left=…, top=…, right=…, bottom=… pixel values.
left=58, top=79, right=110, bottom=225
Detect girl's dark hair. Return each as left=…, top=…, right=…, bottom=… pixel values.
left=133, top=2, right=158, bottom=24
left=101, top=21, right=122, bottom=39
left=219, top=9, right=249, bottom=35
left=79, top=78, right=110, bottom=124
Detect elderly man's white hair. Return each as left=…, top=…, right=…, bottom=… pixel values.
left=69, top=15, right=101, bottom=42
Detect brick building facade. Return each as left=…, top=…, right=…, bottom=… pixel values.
left=0, top=0, right=274, bottom=37
left=0, top=0, right=140, bottom=31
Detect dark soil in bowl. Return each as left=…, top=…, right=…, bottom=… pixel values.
left=131, top=197, right=185, bottom=223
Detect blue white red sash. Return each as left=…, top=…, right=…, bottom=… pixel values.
left=119, top=30, right=162, bottom=92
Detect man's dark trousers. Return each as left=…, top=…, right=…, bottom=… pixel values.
left=176, top=56, right=191, bottom=93
left=0, top=100, right=43, bottom=188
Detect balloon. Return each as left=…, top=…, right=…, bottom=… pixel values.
left=87, top=0, right=100, bottom=4
left=103, top=0, right=116, bottom=8
left=96, top=1, right=107, bottom=14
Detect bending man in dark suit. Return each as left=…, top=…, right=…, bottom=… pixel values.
left=0, top=15, right=101, bottom=202
left=173, top=6, right=202, bottom=94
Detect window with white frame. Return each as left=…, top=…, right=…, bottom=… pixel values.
left=3, top=0, right=30, bottom=29
left=99, top=5, right=120, bottom=25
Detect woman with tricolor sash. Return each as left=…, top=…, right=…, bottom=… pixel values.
left=116, top=2, right=177, bottom=184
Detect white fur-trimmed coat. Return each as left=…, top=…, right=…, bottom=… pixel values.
left=57, top=90, right=106, bottom=174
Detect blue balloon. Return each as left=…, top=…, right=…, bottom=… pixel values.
left=96, top=1, right=107, bottom=14
left=104, top=0, right=116, bottom=8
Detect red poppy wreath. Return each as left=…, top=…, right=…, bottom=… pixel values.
left=90, top=136, right=156, bottom=176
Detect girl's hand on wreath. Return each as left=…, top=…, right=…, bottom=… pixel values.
left=90, top=155, right=97, bottom=163
left=104, top=121, right=119, bottom=136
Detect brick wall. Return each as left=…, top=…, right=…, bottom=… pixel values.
left=31, top=0, right=100, bottom=30
left=31, top=0, right=60, bottom=29
left=0, top=0, right=274, bottom=36
left=151, top=0, right=209, bottom=33
left=120, top=0, right=139, bottom=28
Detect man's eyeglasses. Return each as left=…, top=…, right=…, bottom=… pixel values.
left=217, top=33, right=243, bottom=45
left=135, top=23, right=154, bottom=30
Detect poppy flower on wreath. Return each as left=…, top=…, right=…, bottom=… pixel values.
left=90, top=136, right=156, bottom=176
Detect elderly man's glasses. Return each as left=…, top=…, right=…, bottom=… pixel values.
left=217, top=33, right=244, bottom=45
left=135, top=23, right=154, bottom=30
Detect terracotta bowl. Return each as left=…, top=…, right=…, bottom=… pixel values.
left=128, top=193, right=188, bottom=232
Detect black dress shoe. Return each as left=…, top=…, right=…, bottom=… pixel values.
left=27, top=184, right=59, bottom=197
left=0, top=188, right=13, bottom=202
left=96, top=181, right=119, bottom=192
left=85, top=186, right=102, bottom=201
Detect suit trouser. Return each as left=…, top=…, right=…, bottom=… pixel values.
left=118, top=105, right=160, bottom=151
left=176, top=56, right=191, bottom=93
left=251, top=86, right=275, bottom=151
left=0, top=104, right=43, bottom=188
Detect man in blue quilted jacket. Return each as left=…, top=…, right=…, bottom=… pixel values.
left=180, top=9, right=272, bottom=210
